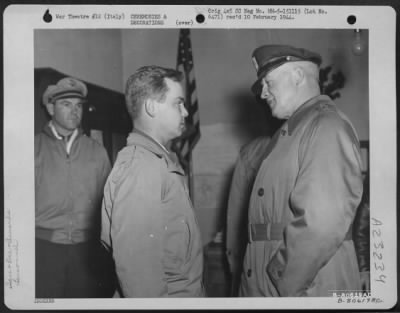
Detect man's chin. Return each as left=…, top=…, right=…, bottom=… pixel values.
left=171, top=130, right=183, bottom=140
left=66, top=126, right=79, bottom=132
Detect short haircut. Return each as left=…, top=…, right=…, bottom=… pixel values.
left=285, top=61, right=320, bottom=83
left=296, top=61, right=320, bottom=79
left=125, top=65, right=184, bottom=119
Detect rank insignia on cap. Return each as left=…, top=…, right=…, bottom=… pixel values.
left=42, top=77, right=88, bottom=106
left=66, top=78, right=77, bottom=87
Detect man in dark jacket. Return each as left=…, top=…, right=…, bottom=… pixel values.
left=353, top=175, right=370, bottom=292
left=226, top=136, right=271, bottom=296
left=35, top=77, right=111, bottom=298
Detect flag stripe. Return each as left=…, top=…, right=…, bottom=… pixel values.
left=191, top=110, right=200, bottom=125
left=189, top=69, right=195, bottom=85
left=191, top=90, right=197, bottom=106
left=172, top=29, right=201, bottom=173
left=181, top=140, right=190, bottom=157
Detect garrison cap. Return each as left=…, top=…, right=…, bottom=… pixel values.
left=42, top=77, right=88, bottom=105
left=251, top=44, right=322, bottom=95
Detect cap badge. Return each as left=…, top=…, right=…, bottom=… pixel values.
left=66, top=78, right=76, bottom=87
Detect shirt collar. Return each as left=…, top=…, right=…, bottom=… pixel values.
left=48, top=121, right=79, bottom=154
left=48, top=121, right=63, bottom=140
left=48, top=121, right=79, bottom=140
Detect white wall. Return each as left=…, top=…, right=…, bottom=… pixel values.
left=121, top=29, right=179, bottom=90
left=34, top=29, right=123, bottom=92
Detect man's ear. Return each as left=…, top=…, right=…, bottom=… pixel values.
left=45, top=102, right=55, bottom=117
left=144, top=98, right=157, bottom=118
left=292, top=66, right=305, bottom=86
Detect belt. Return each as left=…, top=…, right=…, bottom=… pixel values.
left=248, top=223, right=353, bottom=242
left=36, top=227, right=93, bottom=243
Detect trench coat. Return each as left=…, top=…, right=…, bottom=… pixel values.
left=101, top=129, right=204, bottom=297
left=239, top=95, right=363, bottom=297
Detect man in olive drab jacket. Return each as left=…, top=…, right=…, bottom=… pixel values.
left=101, top=66, right=204, bottom=297
left=239, top=45, right=363, bottom=297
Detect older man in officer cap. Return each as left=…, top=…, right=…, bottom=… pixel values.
left=239, top=45, right=363, bottom=297
left=35, top=77, right=112, bottom=298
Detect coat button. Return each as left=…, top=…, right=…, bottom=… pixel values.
left=247, top=269, right=252, bottom=277
left=281, top=129, right=287, bottom=136
left=258, top=188, right=264, bottom=196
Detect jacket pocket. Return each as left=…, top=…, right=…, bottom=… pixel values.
left=163, top=218, right=191, bottom=272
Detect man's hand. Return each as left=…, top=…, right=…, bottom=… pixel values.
left=226, top=249, right=241, bottom=296
left=226, top=249, right=240, bottom=274
left=360, top=271, right=370, bottom=292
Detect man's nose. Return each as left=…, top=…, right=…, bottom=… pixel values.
left=181, top=104, right=188, bottom=117
left=71, top=104, right=81, bottom=113
left=260, top=85, right=270, bottom=99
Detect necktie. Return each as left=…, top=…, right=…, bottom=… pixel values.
left=61, top=135, right=71, bottom=154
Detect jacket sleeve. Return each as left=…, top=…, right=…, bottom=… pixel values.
left=97, top=147, right=112, bottom=206
left=107, top=149, right=167, bottom=297
left=92, top=148, right=112, bottom=239
left=267, top=112, right=363, bottom=296
left=101, top=150, right=112, bottom=185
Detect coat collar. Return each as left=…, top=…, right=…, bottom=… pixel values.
left=127, top=129, right=184, bottom=175
left=284, top=95, right=334, bottom=136
left=42, top=122, right=83, bottom=140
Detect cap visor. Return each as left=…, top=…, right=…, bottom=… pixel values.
left=53, top=93, right=86, bottom=101
left=251, top=78, right=262, bottom=95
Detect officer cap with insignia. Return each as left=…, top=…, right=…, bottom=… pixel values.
left=251, top=44, right=322, bottom=95
left=42, top=77, right=88, bottom=106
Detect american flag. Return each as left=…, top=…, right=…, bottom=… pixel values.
left=172, top=29, right=201, bottom=174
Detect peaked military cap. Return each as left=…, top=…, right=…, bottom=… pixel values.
left=251, top=44, right=322, bottom=95
left=42, top=77, right=88, bottom=105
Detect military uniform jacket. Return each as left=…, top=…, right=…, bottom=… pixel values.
left=239, top=95, right=363, bottom=297
left=101, top=129, right=204, bottom=297
left=35, top=124, right=111, bottom=244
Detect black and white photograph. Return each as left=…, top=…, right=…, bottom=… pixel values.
left=3, top=4, right=397, bottom=310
